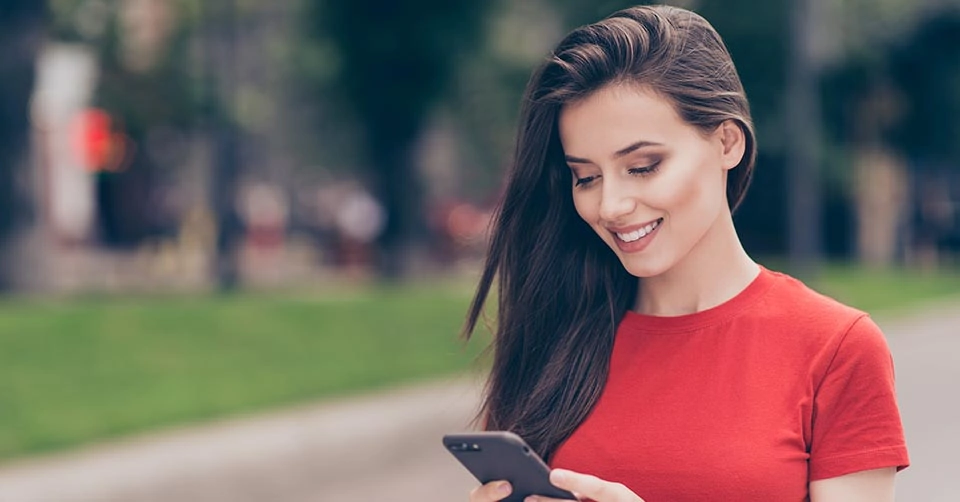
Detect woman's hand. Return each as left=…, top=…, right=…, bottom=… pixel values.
left=525, top=469, right=645, bottom=502
left=469, top=480, right=514, bottom=501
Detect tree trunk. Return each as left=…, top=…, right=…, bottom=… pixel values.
left=204, top=0, right=243, bottom=291
left=786, top=0, right=823, bottom=278
left=0, top=1, right=45, bottom=292
left=371, top=137, right=428, bottom=280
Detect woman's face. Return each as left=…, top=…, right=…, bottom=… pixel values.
left=558, top=84, right=743, bottom=278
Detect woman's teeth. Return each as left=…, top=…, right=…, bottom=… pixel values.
left=616, top=219, right=662, bottom=243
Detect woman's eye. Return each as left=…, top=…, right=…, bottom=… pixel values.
left=575, top=176, right=598, bottom=187
left=628, top=162, right=661, bottom=176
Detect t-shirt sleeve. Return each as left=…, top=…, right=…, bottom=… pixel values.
left=809, top=314, right=910, bottom=481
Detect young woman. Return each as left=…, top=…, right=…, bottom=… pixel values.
left=463, top=5, right=909, bottom=502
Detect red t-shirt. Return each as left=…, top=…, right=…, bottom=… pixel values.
left=551, top=267, right=909, bottom=501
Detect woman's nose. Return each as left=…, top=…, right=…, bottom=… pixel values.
left=598, top=179, right=637, bottom=222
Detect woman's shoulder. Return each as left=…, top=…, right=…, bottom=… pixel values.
left=751, top=267, right=892, bottom=375
left=753, top=266, right=882, bottom=346
left=760, top=266, right=868, bottom=321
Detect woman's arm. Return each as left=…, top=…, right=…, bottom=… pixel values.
left=809, top=467, right=897, bottom=502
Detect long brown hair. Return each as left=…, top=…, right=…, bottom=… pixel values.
left=464, top=5, right=758, bottom=461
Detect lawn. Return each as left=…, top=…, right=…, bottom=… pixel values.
left=0, top=263, right=957, bottom=461
left=807, top=263, right=960, bottom=315
left=0, top=281, right=489, bottom=461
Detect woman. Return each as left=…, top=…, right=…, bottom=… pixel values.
left=463, top=5, right=909, bottom=502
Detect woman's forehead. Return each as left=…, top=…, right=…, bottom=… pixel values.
left=558, top=85, right=688, bottom=158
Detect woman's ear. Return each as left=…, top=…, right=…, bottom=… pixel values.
left=718, top=120, right=746, bottom=171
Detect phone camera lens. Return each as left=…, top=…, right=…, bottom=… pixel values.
left=522, top=446, right=530, bottom=454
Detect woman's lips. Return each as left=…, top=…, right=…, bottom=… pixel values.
left=610, top=218, right=663, bottom=253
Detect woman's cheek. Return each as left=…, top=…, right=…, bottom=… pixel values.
left=671, top=159, right=722, bottom=216
left=652, top=165, right=700, bottom=214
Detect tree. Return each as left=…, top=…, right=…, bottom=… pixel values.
left=821, top=8, right=960, bottom=265
left=889, top=11, right=960, bottom=164
left=0, top=1, right=46, bottom=291
left=305, top=0, right=493, bottom=278
left=91, top=2, right=196, bottom=249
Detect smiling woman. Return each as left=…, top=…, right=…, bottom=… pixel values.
left=560, top=85, right=745, bottom=281
left=462, top=4, right=908, bottom=502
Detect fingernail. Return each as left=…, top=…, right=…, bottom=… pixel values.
left=524, top=497, right=537, bottom=502
left=551, top=469, right=568, bottom=483
left=498, top=482, right=512, bottom=496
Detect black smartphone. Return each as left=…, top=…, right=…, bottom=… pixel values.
left=443, top=431, right=578, bottom=501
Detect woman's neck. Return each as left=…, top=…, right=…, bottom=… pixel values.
left=634, top=208, right=759, bottom=317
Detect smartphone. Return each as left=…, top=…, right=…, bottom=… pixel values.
left=443, top=431, right=578, bottom=501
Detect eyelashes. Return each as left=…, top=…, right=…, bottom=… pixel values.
left=574, top=175, right=598, bottom=187
left=573, top=162, right=661, bottom=188
left=627, top=163, right=661, bottom=176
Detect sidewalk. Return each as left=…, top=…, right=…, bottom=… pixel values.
left=0, top=377, right=483, bottom=502
left=879, top=301, right=960, bottom=502
left=0, top=301, right=956, bottom=501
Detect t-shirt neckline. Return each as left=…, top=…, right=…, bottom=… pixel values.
left=621, top=265, right=777, bottom=334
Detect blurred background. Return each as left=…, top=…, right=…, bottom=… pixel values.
left=0, top=0, right=959, bottom=500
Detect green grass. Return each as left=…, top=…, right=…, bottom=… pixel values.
left=0, top=263, right=957, bottom=462
left=0, top=283, right=489, bottom=461
left=775, top=262, right=960, bottom=315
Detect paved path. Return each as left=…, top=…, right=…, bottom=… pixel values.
left=0, top=378, right=482, bottom=502
left=880, top=302, right=960, bottom=502
left=0, top=302, right=956, bottom=501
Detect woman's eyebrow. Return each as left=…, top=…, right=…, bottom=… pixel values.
left=564, top=140, right=663, bottom=164
left=613, top=140, right=663, bottom=158
left=564, top=155, right=593, bottom=164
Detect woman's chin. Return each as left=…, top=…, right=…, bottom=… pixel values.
left=618, top=255, right=672, bottom=279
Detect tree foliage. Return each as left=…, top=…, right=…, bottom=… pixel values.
left=303, top=0, right=494, bottom=277
left=889, top=10, right=960, bottom=163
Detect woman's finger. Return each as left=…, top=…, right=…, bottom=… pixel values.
left=469, top=480, right=514, bottom=501
left=547, top=469, right=644, bottom=501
